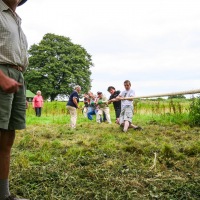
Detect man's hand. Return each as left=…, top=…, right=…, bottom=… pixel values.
left=108, top=98, right=121, bottom=103
left=116, top=96, right=124, bottom=101
left=0, top=71, right=22, bottom=93
left=107, top=100, right=112, bottom=104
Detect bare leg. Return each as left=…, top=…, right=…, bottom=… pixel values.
left=123, top=121, right=130, bottom=132
left=116, top=118, right=120, bottom=124
left=0, top=130, right=15, bottom=179
left=129, top=123, right=138, bottom=129
left=0, top=130, right=15, bottom=199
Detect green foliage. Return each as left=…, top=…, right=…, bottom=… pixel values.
left=134, top=99, right=189, bottom=117
left=25, top=33, right=93, bottom=100
left=188, top=96, right=200, bottom=127
left=168, top=95, right=186, bottom=99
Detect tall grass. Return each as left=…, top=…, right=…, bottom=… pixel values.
left=26, top=99, right=190, bottom=128
left=188, top=96, right=200, bottom=127
left=11, top=99, right=200, bottom=200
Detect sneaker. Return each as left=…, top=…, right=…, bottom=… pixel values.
left=5, top=195, right=29, bottom=200
left=133, top=126, right=143, bottom=130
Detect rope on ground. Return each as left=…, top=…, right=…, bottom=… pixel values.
left=150, top=152, right=157, bottom=171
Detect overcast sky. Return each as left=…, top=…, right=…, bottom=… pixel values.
left=17, top=0, right=200, bottom=97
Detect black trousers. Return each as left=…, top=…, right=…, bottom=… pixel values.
left=115, top=108, right=121, bottom=118
left=35, top=107, right=42, bottom=117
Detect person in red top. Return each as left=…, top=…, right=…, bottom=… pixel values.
left=32, top=90, right=44, bottom=117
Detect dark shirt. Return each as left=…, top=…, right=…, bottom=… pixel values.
left=67, top=91, right=79, bottom=108
left=84, top=97, right=89, bottom=107
left=109, top=90, right=121, bottom=110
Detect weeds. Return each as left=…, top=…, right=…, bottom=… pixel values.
left=189, top=96, right=200, bottom=127
left=10, top=99, right=200, bottom=199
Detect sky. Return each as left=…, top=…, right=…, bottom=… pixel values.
left=17, top=0, right=200, bottom=98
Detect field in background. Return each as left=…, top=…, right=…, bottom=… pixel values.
left=26, top=98, right=191, bottom=116
left=11, top=99, right=200, bottom=200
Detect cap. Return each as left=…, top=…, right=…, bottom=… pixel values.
left=18, top=0, right=28, bottom=6
left=97, top=91, right=102, bottom=94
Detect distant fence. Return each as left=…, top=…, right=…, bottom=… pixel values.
left=123, top=89, right=200, bottom=100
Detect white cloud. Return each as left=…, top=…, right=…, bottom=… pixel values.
left=17, top=0, right=200, bottom=98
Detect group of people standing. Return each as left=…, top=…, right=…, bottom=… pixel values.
left=83, top=91, right=112, bottom=124
left=67, top=80, right=142, bottom=132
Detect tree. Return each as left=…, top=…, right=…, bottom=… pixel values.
left=25, top=33, right=93, bottom=101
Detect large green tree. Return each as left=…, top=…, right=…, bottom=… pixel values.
left=25, top=33, right=93, bottom=100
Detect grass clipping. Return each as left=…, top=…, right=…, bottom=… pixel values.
left=11, top=121, right=200, bottom=200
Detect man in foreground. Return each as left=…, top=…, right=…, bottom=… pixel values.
left=0, top=0, right=29, bottom=199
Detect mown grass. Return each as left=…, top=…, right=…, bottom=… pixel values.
left=10, top=101, right=200, bottom=200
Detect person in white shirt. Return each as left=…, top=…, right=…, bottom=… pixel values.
left=116, top=80, right=142, bottom=132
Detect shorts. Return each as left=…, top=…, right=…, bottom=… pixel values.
left=0, top=65, right=26, bottom=130
left=119, top=106, right=133, bottom=125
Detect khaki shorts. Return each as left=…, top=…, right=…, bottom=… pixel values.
left=0, top=65, right=26, bottom=130
left=119, top=106, right=133, bottom=125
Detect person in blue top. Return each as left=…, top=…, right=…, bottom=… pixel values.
left=87, top=91, right=97, bottom=120
left=66, top=85, right=81, bottom=129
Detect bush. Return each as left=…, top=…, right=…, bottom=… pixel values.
left=188, top=96, right=200, bottom=127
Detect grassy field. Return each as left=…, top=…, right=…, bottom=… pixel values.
left=11, top=100, right=200, bottom=200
